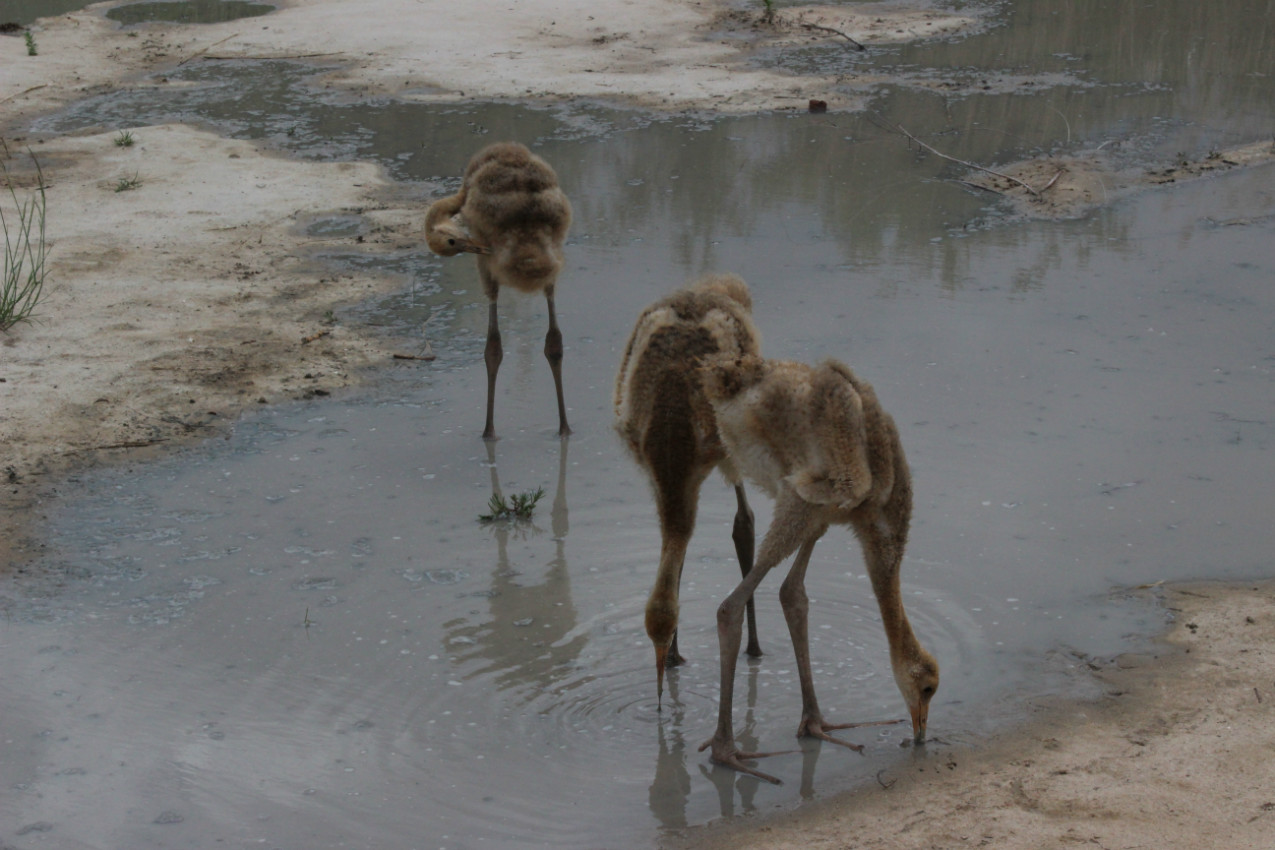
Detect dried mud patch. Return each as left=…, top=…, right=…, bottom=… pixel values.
left=712, top=3, right=980, bottom=48
left=966, top=139, right=1275, bottom=220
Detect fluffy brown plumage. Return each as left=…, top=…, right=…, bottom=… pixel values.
left=425, top=142, right=572, bottom=439
left=695, top=354, right=939, bottom=784
left=614, top=274, right=765, bottom=702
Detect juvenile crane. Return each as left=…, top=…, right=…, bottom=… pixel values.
left=614, top=274, right=765, bottom=702
left=696, top=354, right=939, bottom=783
left=425, top=141, right=572, bottom=439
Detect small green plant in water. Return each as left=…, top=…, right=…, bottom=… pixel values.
left=760, top=0, right=776, bottom=25
left=1, top=151, right=49, bottom=332
left=114, top=130, right=135, bottom=148
left=478, top=487, right=545, bottom=523
left=24, top=30, right=37, bottom=56
left=114, top=173, right=143, bottom=192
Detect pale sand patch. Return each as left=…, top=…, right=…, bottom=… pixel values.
left=0, top=123, right=423, bottom=561
left=3, top=0, right=979, bottom=117
left=672, top=581, right=1275, bottom=850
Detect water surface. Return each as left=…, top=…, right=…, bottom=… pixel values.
left=105, top=0, right=274, bottom=26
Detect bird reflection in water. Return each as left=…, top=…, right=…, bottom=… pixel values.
left=648, top=660, right=767, bottom=827
left=443, top=440, right=581, bottom=692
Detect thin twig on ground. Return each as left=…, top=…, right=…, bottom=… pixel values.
left=201, top=52, right=344, bottom=61
left=1040, top=168, right=1066, bottom=192
left=61, top=439, right=170, bottom=454
left=0, top=85, right=48, bottom=106
left=801, top=22, right=866, bottom=50
left=178, top=33, right=239, bottom=66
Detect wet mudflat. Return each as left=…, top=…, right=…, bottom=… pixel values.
left=3, top=2, right=1275, bottom=848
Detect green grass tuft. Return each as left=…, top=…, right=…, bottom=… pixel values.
left=114, top=173, right=143, bottom=192
left=478, top=487, right=546, bottom=523
left=1, top=151, right=49, bottom=332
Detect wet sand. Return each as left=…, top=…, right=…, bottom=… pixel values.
left=3, top=2, right=1274, bottom=847
left=676, top=581, right=1275, bottom=849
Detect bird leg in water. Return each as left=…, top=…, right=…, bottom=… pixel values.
left=778, top=530, right=904, bottom=751
left=731, top=483, right=762, bottom=659
left=700, top=493, right=820, bottom=783
left=483, top=299, right=503, bottom=441
left=544, top=292, right=571, bottom=438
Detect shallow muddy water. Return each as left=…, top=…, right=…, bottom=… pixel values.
left=105, top=0, right=275, bottom=27
left=2, top=0, right=274, bottom=26
left=4, top=2, right=1275, bottom=848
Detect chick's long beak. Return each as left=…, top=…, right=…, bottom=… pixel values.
left=654, top=644, right=669, bottom=709
left=911, top=704, right=929, bottom=744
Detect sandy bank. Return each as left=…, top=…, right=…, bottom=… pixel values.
left=0, top=123, right=424, bottom=565
left=674, top=581, right=1275, bottom=850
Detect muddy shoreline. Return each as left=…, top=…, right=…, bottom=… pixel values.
left=675, top=581, right=1275, bottom=850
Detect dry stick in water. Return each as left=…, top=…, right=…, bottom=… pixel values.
left=879, top=118, right=1045, bottom=196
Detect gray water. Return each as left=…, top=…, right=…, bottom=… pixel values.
left=0, top=0, right=93, bottom=25
left=105, top=1, right=274, bottom=27
left=4, top=2, right=1275, bottom=848
left=1, top=0, right=275, bottom=26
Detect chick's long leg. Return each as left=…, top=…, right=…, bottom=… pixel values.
left=732, top=483, right=762, bottom=659
left=544, top=291, right=570, bottom=438
left=482, top=298, right=503, bottom=441
left=780, top=517, right=907, bottom=748
left=700, top=491, right=821, bottom=784
left=779, top=528, right=870, bottom=751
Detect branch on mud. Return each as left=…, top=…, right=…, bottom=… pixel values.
left=201, top=52, right=345, bottom=62
left=952, top=179, right=1004, bottom=196
left=61, top=439, right=170, bottom=454
left=1040, top=168, right=1066, bottom=192
left=301, top=329, right=330, bottom=344
left=874, top=116, right=1045, bottom=195
left=800, top=22, right=866, bottom=50
left=0, top=85, right=48, bottom=105
left=178, top=33, right=240, bottom=67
